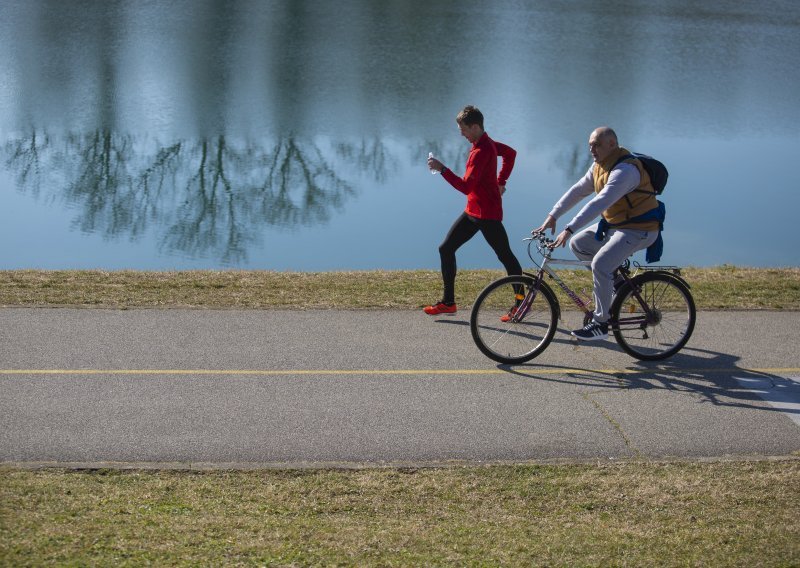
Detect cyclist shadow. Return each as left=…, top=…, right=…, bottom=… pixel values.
left=498, top=344, right=798, bottom=417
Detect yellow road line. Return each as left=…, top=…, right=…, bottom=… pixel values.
left=1, top=368, right=799, bottom=376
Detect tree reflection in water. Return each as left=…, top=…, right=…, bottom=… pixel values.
left=5, top=130, right=375, bottom=265
left=5, top=131, right=51, bottom=200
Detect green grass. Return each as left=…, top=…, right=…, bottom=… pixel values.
left=1, top=266, right=799, bottom=309
left=2, top=268, right=799, bottom=565
left=2, top=461, right=798, bottom=566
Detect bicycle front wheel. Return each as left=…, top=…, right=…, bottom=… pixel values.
left=610, top=271, right=696, bottom=360
left=470, top=275, right=559, bottom=364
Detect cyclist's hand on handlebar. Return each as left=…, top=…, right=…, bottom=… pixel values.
left=549, top=229, right=570, bottom=249
left=534, top=215, right=557, bottom=235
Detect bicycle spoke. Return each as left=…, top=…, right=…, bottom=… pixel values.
left=470, top=276, right=558, bottom=364
left=611, top=272, right=696, bottom=360
left=470, top=232, right=695, bottom=363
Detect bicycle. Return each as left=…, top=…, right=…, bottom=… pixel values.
left=469, top=230, right=696, bottom=364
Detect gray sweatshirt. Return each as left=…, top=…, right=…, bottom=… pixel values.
left=548, top=162, right=641, bottom=232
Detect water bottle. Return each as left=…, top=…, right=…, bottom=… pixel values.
left=428, top=152, right=439, bottom=175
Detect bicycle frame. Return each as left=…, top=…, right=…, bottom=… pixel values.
left=528, top=253, right=593, bottom=314
left=511, top=237, right=588, bottom=324
left=515, top=233, right=670, bottom=329
left=470, top=232, right=696, bottom=362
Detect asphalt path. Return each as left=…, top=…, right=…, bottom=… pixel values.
left=1, top=308, right=799, bottom=468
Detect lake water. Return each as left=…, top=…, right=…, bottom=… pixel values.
left=2, top=0, right=799, bottom=270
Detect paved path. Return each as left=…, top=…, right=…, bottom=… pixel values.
left=1, top=308, right=799, bottom=468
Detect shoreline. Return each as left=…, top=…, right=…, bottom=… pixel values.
left=2, top=267, right=799, bottom=310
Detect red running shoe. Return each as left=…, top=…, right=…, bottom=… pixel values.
left=500, top=306, right=519, bottom=322
left=423, top=302, right=457, bottom=315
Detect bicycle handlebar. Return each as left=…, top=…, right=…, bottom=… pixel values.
left=524, top=229, right=557, bottom=262
left=528, top=229, right=553, bottom=243
left=525, top=229, right=640, bottom=274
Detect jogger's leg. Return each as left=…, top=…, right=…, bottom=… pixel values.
left=439, top=213, right=479, bottom=304
left=478, top=220, right=522, bottom=276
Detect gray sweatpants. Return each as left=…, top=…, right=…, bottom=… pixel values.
left=570, top=223, right=658, bottom=322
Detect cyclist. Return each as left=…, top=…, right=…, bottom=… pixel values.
left=424, top=105, right=522, bottom=316
left=535, top=126, right=662, bottom=341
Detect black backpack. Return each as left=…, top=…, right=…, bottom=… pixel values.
left=613, top=153, right=669, bottom=194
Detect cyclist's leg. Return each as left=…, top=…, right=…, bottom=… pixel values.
left=591, top=229, right=657, bottom=322
left=569, top=223, right=602, bottom=263
left=439, top=212, right=480, bottom=304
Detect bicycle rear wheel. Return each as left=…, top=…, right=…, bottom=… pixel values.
left=470, top=275, right=559, bottom=364
left=610, top=271, right=696, bottom=360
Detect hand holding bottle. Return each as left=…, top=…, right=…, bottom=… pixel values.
left=427, top=152, right=444, bottom=175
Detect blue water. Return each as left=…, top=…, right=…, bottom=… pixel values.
left=2, top=0, right=799, bottom=269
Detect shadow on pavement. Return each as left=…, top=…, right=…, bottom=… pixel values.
left=498, top=344, right=799, bottom=418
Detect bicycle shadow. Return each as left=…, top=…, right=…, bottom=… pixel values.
left=497, top=344, right=799, bottom=417
left=434, top=313, right=798, bottom=419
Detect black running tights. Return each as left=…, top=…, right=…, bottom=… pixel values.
left=439, top=212, right=522, bottom=304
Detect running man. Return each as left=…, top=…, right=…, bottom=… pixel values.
left=425, top=105, right=522, bottom=315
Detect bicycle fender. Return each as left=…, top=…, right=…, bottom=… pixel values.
left=649, top=269, right=691, bottom=289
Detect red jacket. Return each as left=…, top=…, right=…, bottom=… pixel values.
left=442, top=132, right=516, bottom=221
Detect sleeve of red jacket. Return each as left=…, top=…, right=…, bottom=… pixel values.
left=494, top=141, right=516, bottom=186
left=441, top=145, right=491, bottom=196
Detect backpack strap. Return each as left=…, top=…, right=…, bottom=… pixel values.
left=612, top=154, right=635, bottom=169
left=612, top=153, right=656, bottom=196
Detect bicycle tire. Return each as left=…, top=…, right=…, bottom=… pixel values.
left=610, top=271, right=696, bottom=360
left=470, top=275, right=559, bottom=364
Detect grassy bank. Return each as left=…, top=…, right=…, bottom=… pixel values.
left=3, top=269, right=799, bottom=565
left=2, top=460, right=798, bottom=566
left=2, top=266, right=799, bottom=309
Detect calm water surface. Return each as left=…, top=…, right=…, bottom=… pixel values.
left=1, top=0, right=799, bottom=269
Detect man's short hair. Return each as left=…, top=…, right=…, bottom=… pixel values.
left=456, top=105, right=484, bottom=129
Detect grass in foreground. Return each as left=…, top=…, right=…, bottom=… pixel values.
left=2, top=461, right=798, bottom=566
left=2, top=268, right=799, bottom=566
left=1, top=266, right=799, bottom=309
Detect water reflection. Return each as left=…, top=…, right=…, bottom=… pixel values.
left=5, top=131, right=371, bottom=263
left=1, top=0, right=799, bottom=268
left=7, top=0, right=796, bottom=140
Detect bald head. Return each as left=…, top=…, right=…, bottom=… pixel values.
left=589, top=126, right=619, bottom=163
left=593, top=127, right=617, bottom=143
